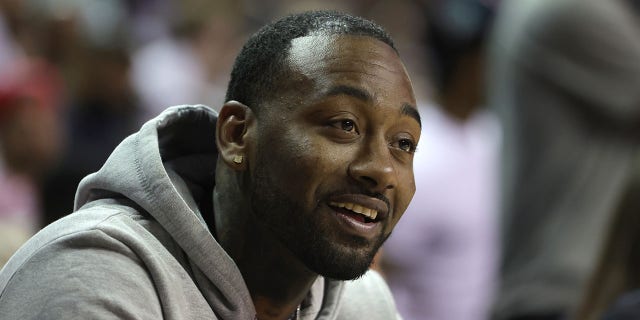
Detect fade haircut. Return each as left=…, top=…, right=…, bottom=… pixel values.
left=224, top=11, right=397, bottom=114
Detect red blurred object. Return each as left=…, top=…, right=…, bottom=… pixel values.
left=0, top=58, right=63, bottom=123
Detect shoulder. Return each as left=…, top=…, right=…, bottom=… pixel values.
left=336, top=270, right=402, bottom=320
left=0, top=206, right=165, bottom=320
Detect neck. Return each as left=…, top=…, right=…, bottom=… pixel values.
left=213, top=188, right=318, bottom=320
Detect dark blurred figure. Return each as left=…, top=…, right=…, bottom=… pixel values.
left=573, top=158, right=640, bottom=320
left=0, top=0, right=25, bottom=70
left=489, top=0, right=640, bottom=319
left=381, top=1, right=501, bottom=319
left=0, top=58, right=64, bottom=265
left=422, top=0, right=495, bottom=121
left=37, top=0, right=141, bottom=226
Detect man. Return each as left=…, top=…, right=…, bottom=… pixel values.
left=0, top=11, right=421, bottom=320
left=489, top=0, right=640, bottom=319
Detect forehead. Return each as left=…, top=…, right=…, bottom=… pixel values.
left=284, top=34, right=416, bottom=106
left=288, top=34, right=399, bottom=67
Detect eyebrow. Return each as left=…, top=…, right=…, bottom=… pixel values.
left=326, top=85, right=421, bottom=127
left=401, top=103, right=421, bottom=128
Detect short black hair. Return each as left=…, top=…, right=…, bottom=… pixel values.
left=224, top=11, right=396, bottom=113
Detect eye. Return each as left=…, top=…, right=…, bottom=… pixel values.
left=397, top=138, right=416, bottom=153
left=329, top=119, right=359, bottom=134
left=340, top=119, right=355, bottom=132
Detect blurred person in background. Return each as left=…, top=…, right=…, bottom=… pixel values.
left=573, top=158, right=640, bottom=320
left=381, top=0, right=501, bottom=319
left=0, top=0, right=69, bottom=266
left=34, top=0, right=143, bottom=225
left=0, top=58, right=64, bottom=266
left=489, top=0, right=640, bottom=319
left=130, top=0, right=244, bottom=118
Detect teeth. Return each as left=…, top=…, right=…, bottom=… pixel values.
left=366, top=208, right=378, bottom=220
left=329, top=201, right=379, bottom=220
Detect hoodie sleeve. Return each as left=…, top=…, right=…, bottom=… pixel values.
left=0, top=228, right=164, bottom=320
left=335, top=270, right=402, bottom=320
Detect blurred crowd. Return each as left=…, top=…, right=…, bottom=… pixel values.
left=1, top=0, right=640, bottom=320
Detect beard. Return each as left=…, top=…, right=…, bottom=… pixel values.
left=249, top=156, right=388, bottom=280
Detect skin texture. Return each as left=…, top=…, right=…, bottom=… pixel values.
left=215, top=34, right=420, bottom=320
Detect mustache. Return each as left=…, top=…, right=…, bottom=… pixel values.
left=369, top=192, right=391, bottom=212
left=325, top=188, right=391, bottom=211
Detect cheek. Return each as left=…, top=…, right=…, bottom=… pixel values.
left=392, top=170, right=416, bottom=223
left=260, top=133, right=325, bottom=196
left=290, top=144, right=344, bottom=187
left=286, top=144, right=352, bottom=205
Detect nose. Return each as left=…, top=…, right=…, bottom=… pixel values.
left=348, top=137, right=397, bottom=192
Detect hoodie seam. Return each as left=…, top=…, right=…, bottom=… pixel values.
left=331, top=283, right=346, bottom=320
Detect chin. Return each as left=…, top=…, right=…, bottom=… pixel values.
left=307, top=256, right=373, bottom=281
left=297, top=237, right=382, bottom=281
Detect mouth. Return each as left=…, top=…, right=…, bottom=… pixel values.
left=329, top=201, right=380, bottom=223
left=326, top=194, right=389, bottom=238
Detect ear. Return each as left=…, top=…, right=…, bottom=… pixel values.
left=216, top=101, right=254, bottom=171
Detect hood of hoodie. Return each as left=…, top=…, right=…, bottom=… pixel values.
left=73, top=105, right=344, bottom=320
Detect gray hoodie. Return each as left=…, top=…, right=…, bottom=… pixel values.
left=0, top=105, right=401, bottom=320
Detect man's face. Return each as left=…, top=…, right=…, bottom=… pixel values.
left=249, top=34, right=420, bottom=280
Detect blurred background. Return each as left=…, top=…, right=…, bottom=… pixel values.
left=2, top=0, right=640, bottom=320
